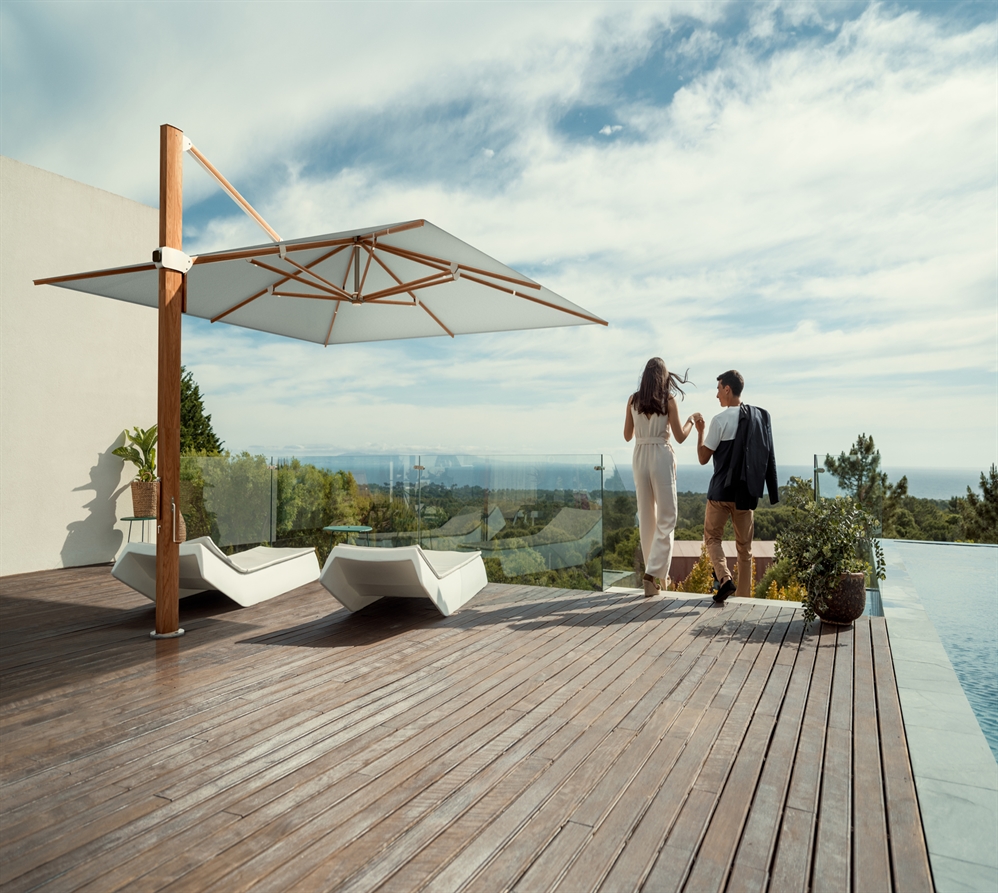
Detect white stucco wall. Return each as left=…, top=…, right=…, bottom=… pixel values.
left=1, top=156, right=159, bottom=576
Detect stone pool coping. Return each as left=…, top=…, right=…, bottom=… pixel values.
left=879, top=539, right=998, bottom=893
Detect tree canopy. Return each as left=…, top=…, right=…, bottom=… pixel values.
left=825, top=433, right=887, bottom=512
left=961, top=464, right=998, bottom=543
left=180, top=366, right=224, bottom=455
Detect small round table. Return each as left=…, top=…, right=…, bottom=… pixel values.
left=323, top=525, right=373, bottom=546
left=122, top=515, right=156, bottom=543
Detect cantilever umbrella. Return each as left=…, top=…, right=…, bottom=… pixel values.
left=35, top=125, right=606, bottom=639
left=36, top=217, right=604, bottom=345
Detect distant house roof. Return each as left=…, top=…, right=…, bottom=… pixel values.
left=672, top=540, right=776, bottom=559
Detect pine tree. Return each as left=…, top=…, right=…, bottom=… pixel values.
left=180, top=366, right=224, bottom=455
left=825, top=433, right=887, bottom=515
left=961, top=464, right=998, bottom=543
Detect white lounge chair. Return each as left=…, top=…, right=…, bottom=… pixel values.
left=320, top=544, right=488, bottom=616
left=112, top=536, right=319, bottom=607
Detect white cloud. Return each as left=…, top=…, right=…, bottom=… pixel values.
left=5, top=1, right=995, bottom=469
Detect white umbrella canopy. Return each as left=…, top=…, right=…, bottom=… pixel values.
left=36, top=218, right=606, bottom=344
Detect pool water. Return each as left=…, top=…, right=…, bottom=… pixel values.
left=887, top=540, right=998, bottom=760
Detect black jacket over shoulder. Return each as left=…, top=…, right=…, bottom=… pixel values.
left=723, top=404, right=779, bottom=511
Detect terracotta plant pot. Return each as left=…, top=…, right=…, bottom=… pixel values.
left=815, top=572, right=866, bottom=625
left=130, top=480, right=159, bottom=518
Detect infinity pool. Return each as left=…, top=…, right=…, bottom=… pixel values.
left=886, top=540, right=998, bottom=759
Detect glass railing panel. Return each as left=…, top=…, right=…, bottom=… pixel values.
left=179, top=453, right=276, bottom=551
left=178, top=452, right=606, bottom=588
left=469, top=455, right=603, bottom=591
left=601, top=454, right=640, bottom=590
left=285, top=453, right=604, bottom=589
left=294, top=453, right=425, bottom=556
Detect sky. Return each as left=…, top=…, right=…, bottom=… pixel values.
left=3, top=0, right=996, bottom=472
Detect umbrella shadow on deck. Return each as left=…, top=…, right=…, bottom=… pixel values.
left=0, top=589, right=262, bottom=704
left=237, top=596, right=451, bottom=648
left=236, top=587, right=716, bottom=650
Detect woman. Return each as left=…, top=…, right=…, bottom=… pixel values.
left=624, top=358, right=699, bottom=596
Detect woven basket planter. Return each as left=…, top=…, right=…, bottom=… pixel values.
left=130, top=481, right=159, bottom=518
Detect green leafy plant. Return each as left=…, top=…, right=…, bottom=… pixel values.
left=112, top=426, right=158, bottom=482
left=775, top=477, right=885, bottom=626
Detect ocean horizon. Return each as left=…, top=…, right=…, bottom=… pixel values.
left=275, top=452, right=985, bottom=502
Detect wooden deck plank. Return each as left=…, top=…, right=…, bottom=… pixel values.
left=852, top=618, right=892, bottom=893
left=204, top=607, right=656, bottom=883
left=677, top=618, right=803, bottom=893
left=725, top=617, right=818, bottom=893
left=0, top=584, right=568, bottom=816
left=560, top=607, right=784, bottom=893
left=768, top=621, right=839, bottom=891
left=812, top=622, right=855, bottom=891
left=147, top=593, right=649, bottom=892
left=0, top=566, right=934, bottom=893
left=397, top=605, right=717, bottom=893
left=636, top=611, right=795, bottom=893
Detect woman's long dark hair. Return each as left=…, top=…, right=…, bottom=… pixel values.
left=632, top=357, right=690, bottom=417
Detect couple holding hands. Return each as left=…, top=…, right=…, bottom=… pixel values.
left=624, top=358, right=779, bottom=600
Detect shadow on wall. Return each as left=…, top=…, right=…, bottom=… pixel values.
left=61, top=435, right=130, bottom=567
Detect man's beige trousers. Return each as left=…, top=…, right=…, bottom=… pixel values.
left=704, top=500, right=754, bottom=598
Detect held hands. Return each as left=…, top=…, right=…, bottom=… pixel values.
left=692, top=413, right=706, bottom=433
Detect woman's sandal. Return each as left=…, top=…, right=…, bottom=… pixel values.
left=642, top=574, right=661, bottom=597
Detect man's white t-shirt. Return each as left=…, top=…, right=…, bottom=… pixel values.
left=704, top=405, right=740, bottom=451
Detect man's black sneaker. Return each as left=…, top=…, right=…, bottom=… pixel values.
left=713, top=579, right=736, bottom=603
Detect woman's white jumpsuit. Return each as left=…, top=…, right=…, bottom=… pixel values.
left=631, top=405, right=677, bottom=581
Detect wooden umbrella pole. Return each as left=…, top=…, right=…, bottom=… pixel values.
left=153, top=124, right=185, bottom=639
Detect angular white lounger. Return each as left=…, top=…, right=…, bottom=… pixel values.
left=320, top=544, right=488, bottom=616
left=112, top=536, right=319, bottom=607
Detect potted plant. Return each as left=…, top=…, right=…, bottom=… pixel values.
left=113, top=426, right=159, bottom=518
left=775, top=477, right=885, bottom=626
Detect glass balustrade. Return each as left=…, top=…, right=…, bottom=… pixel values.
left=178, top=452, right=612, bottom=591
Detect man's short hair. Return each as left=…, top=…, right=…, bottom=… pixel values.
left=717, top=370, right=744, bottom=397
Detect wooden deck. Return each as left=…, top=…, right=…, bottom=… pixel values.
left=0, top=566, right=934, bottom=892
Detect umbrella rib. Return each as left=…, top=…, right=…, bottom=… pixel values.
left=34, top=262, right=157, bottom=286
left=324, top=302, right=340, bottom=346
left=358, top=241, right=375, bottom=295
left=417, top=299, right=455, bottom=337
left=274, top=290, right=412, bottom=306
left=378, top=243, right=540, bottom=290
left=211, top=245, right=347, bottom=322
left=281, top=256, right=353, bottom=299
left=196, top=227, right=421, bottom=266
left=249, top=259, right=347, bottom=299
left=459, top=272, right=608, bottom=326
left=371, top=246, right=419, bottom=304
left=363, top=272, right=454, bottom=302
left=376, top=243, right=449, bottom=273
left=341, top=249, right=355, bottom=292
left=368, top=250, right=453, bottom=336
left=272, top=290, right=347, bottom=301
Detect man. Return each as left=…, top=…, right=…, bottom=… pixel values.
left=695, top=370, right=779, bottom=602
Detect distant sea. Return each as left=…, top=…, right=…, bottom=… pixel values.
left=289, top=453, right=984, bottom=501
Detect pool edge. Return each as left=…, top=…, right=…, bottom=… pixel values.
left=880, top=539, right=998, bottom=892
